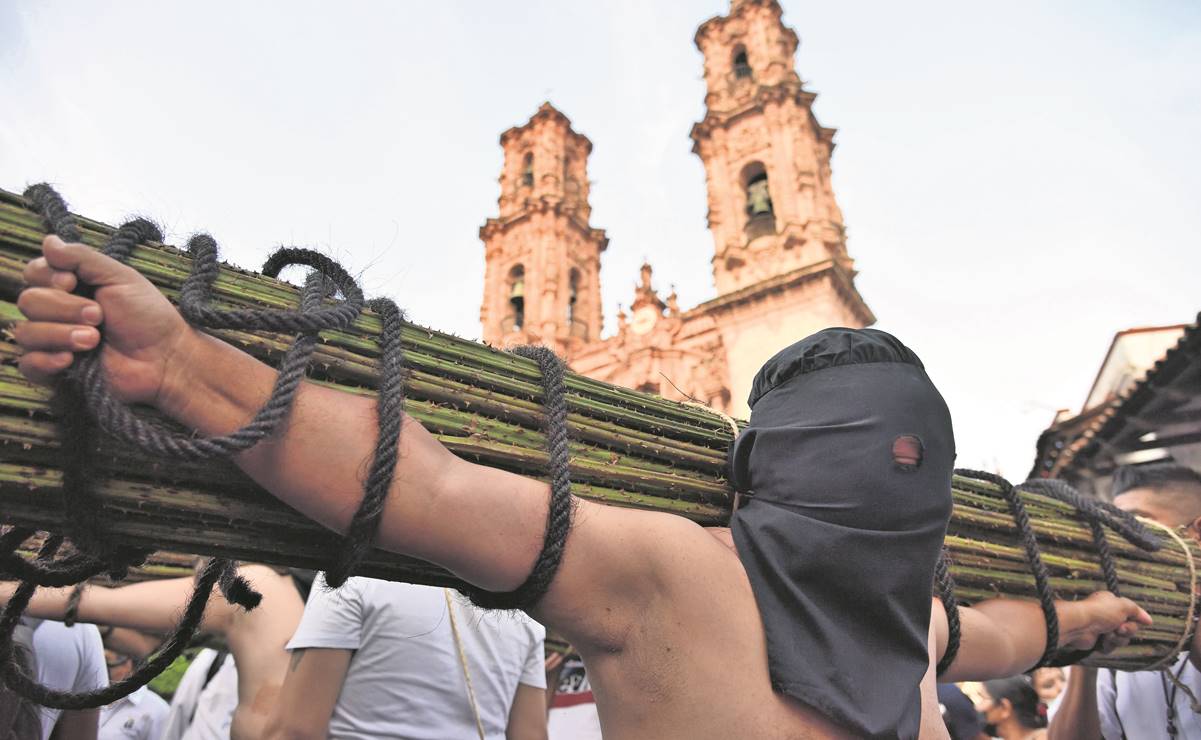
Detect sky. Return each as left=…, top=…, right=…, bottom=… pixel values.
left=3, top=0, right=1199, bottom=480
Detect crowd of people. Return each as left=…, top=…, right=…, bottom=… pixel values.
left=4, top=235, right=1198, bottom=738
left=0, top=571, right=1092, bottom=740
left=7, top=454, right=1201, bottom=740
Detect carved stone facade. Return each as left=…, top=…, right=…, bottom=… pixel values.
left=479, top=103, right=607, bottom=356
left=481, top=0, right=874, bottom=417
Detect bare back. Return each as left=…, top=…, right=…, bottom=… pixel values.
left=221, top=567, right=304, bottom=740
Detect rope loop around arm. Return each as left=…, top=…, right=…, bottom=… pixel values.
left=464, top=345, right=576, bottom=611
left=939, top=469, right=1163, bottom=673
left=4, top=183, right=413, bottom=708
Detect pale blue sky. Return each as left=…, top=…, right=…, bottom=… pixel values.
left=3, top=1, right=1199, bottom=479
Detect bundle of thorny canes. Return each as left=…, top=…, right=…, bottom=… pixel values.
left=0, top=184, right=1195, bottom=715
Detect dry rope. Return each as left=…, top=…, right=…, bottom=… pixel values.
left=1136, top=517, right=1201, bottom=716
left=5, top=183, right=572, bottom=709
left=935, top=469, right=1162, bottom=676
left=934, top=551, right=961, bottom=676
left=464, top=345, right=576, bottom=610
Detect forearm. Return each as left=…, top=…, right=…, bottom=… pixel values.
left=1047, top=666, right=1100, bottom=740
left=0, top=577, right=221, bottom=634
left=507, top=684, right=549, bottom=740
left=159, top=331, right=547, bottom=592
left=0, top=582, right=73, bottom=621
left=944, top=598, right=1088, bottom=681
left=104, top=627, right=162, bottom=659
left=265, top=648, right=349, bottom=740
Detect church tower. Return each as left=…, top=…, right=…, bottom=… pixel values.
left=691, top=0, right=858, bottom=296
left=480, top=103, right=607, bottom=355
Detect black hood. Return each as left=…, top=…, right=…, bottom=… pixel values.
left=729, top=327, right=954, bottom=739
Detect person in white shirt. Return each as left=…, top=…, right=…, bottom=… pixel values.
left=97, top=650, right=167, bottom=740
left=1048, top=463, right=1201, bottom=740
left=267, top=576, right=547, bottom=740
left=159, top=649, right=238, bottom=740
left=0, top=564, right=304, bottom=740
left=32, top=620, right=107, bottom=740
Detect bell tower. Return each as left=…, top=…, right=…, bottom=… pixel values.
left=691, top=0, right=855, bottom=296
left=480, top=103, right=607, bottom=356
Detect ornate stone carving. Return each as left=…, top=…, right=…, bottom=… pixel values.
left=481, top=2, right=873, bottom=416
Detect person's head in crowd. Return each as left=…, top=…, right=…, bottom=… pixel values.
left=105, top=649, right=134, bottom=683
left=1112, top=462, right=1201, bottom=536
left=1030, top=666, right=1065, bottom=704
left=977, top=676, right=1047, bottom=739
left=937, top=683, right=987, bottom=740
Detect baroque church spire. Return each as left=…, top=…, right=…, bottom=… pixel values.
left=691, top=0, right=867, bottom=304
left=479, top=103, right=607, bottom=356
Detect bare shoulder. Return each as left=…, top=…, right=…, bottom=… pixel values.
left=236, top=564, right=295, bottom=593
left=536, top=499, right=739, bottom=652
left=227, top=564, right=304, bottom=634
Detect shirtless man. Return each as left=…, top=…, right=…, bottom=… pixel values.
left=13, top=236, right=1150, bottom=739
left=0, top=565, right=304, bottom=739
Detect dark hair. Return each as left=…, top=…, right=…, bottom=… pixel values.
left=1112, top=463, right=1201, bottom=498
left=984, top=676, right=1047, bottom=729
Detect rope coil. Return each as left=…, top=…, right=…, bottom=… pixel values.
left=936, top=469, right=1165, bottom=676
left=1, top=183, right=574, bottom=708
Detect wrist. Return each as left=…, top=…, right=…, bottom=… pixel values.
left=154, top=327, right=211, bottom=419
left=1054, top=599, right=1086, bottom=648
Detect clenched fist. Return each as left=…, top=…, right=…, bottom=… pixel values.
left=15, top=235, right=197, bottom=407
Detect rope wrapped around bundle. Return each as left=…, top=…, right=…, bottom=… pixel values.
left=0, top=185, right=1197, bottom=700
left=0, top=184, right=571, bottom=709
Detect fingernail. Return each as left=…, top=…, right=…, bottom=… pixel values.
left=71, top=329, right=96, bottom=348
left=52, top=273, right=74, bottom=290
left=81, top=305, right=102, bottom=324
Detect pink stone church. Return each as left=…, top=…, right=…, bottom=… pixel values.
left=479, top=0, right=874, bottom=418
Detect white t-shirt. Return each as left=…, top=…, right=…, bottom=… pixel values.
left=1097, top=656, right=1201, bottom=739
left=287, top=576, right=546, bottom=740
left=160, top=649, right=239, bottom=740
left=32, top=621, right=108, bottom=740
left=98, top=685, right=169, bottom=740
left=548, top=655, right=602, bottom=740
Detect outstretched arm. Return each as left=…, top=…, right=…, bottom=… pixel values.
left=103, top=627, right=162, bottom=660
left=931, top=592, right=1151, bottom=683
left=0, top=576, right=234, bottom=635
left=15, top=236, right=673, bottom=650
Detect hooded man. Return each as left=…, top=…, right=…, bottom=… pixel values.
left=14, top=235, right=1151, bottom=738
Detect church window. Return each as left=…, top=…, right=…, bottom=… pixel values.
left=521, top=153, right=534, bottom=188
left=743, top=163, right=776, bottom=239
left=567, top=269, right=580, bottom=324
left=508, top=265, right=525, bottom=330
left=733, top=47, right=752, bottom=80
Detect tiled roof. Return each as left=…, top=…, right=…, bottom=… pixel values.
left=1030, top=312, right=1201, bottom=480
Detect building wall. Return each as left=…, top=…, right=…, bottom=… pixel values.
left=711, top=270, right=868, bottom=416
left=479, top=103, right=607, bottom=356
left=480, top=1, right=874, bottom=418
